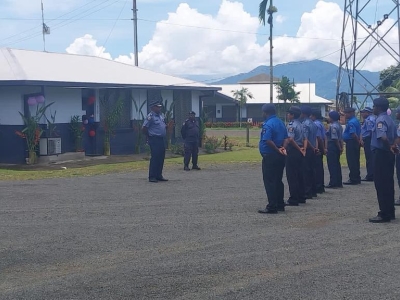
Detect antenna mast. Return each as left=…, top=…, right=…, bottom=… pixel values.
left=41, top=0, right=50, bottom=52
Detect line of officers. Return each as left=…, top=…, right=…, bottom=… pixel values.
left=258, top=97, right=400, bottom=223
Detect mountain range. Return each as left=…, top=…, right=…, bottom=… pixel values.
left=184, top=60, right=381, bottom=100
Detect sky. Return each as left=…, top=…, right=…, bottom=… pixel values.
left=0, top=0, right=399, bottom=80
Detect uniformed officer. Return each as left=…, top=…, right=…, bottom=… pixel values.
left=360, top=107, right=375, bottom=181
left=393, top=106, right=400, bottom=206
left=343, top=107, right=361, bottom=185
left=369, top=97, right=396, bottom=223
left=300, top=106, right=318, bottom=199
left=283, top=106, right=306, bottom=206
left=142, top=100, right=168, bottom=183
left=325, top=111, right=343, bottom=188
left=258, top=104, right=288, bottom=214
left=311, top=108, right=326, bottom=194
left=181, top=111, right=201, bottom=171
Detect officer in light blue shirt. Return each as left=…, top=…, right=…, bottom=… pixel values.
left=142, top=100, right=167, bottom=183
left=258, top=104, right=288, bottom=214
left=394, top=106, right=400, bottom=206
left=301, top=106, right=318, bottom=199
left=283, top=106, right=306, bottom=206
left=311, top=108, right=326, bottom=194
left=343, top=107, right=361, bottom=185
left=360, top=107, right=375, bottom=181
left=325, top=111, right=343, bottom=188
left=369, top=97, right=396, bottom=223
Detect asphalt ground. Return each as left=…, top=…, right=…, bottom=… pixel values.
left=1, top=163, right=400, bottom=300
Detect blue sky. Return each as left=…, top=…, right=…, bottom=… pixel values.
left=0, top=0, right=398, bottom=77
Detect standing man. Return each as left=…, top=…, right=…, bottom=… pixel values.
left=360, top=107, right=375, bottom=181
left=301, top=106, right=318, bottom=199
left=258, top=104, right=288, bottom=214
left=343, top=107, right=361, bottom=185
left=283, top=106, right=306, bottom=206
left=181, top=111, right=201, bottom=171
left=311, top=109, right=326, bottom=194
left=369, top=97, right=396, bottom=223
left=393, top=106, right=400, bottom=206
left=325, top=111, right=343, bottom=188
left=142, top=100, right=168, bottom=183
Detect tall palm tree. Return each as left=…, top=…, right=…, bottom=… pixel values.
left=275, top=76, right=300, bottom=104
left=231, top=87, right=254, bottom=127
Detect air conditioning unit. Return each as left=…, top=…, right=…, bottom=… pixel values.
left=39, top=138, right=62, bottom=156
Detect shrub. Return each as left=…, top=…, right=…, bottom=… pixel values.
left=204, top=136, right=222, bottom=154
left=170, top=143, right=184, bottom=156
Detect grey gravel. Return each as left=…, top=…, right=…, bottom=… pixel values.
left=1, top=163, right=400, bottom=300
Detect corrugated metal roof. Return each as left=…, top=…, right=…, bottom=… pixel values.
left=238, top=73, right=280, bottom=84
left=215, top=83, right=333, bottom=104
left=0, top=48, right=219, bottom=91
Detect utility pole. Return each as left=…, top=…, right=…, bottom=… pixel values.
left=269, top=0, right=274, bottom=103
left=132, top=0, right=139, bottom=66
left=41, top=0, right=49, bottom=52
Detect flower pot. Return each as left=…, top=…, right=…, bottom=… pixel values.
left=28, top=151, right=37, bottom=165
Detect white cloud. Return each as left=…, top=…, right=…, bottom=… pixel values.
left=275, top=15, right=286, bottom=24
left=66, top=0, right=400, bottom=75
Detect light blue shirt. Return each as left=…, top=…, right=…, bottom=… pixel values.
left=361, top=114, right=376, bottom=138
left=142, top=112, right=166, bottom=137
left=287, top=119, right=304, bottom=146
left=302, top=118, right=318, bottom=148
left=371, top=112, right=396, bottom=151
left=259, top=115, right=288, bottom=154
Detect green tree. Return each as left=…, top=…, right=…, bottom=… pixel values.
left=259, top=0, right=278, bottom=25
left=379, top=64, right=400, bottom=91
left=231, top=87, right=254, bottom=128
left=275, top=76, right=300, bottom=104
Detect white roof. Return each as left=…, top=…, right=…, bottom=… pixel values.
left=215, top=83, right=332, bottom=104
left=0, top=48, right=217, bottom=90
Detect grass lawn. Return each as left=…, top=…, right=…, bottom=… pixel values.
left=0, top=136, right=365, bottom=181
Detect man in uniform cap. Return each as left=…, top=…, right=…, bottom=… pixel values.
left=325, top=111, right=343, bottom=188
left=370, top=97, right=396, bottom=222
left=142, top=100, right=168, bottom=183
left=258, top=104, right=288, bottom=214
left=311, top=108, right=326, bottom=193
left=181, top=111, right=201, bottom=171
left=283, top=106, right=306, bottom=206
left=300, top=105, right=318, bottom=199
left=360, top=107, right=375, bottom=181
left=342, top=107, right=361, bottom=185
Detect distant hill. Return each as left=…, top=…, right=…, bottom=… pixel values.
left=210, top=60, right=380, bottom=100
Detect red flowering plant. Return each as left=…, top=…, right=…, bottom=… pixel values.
left=16, top=102, right=54, bottom=161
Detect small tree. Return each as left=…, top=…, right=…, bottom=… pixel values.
left=162, top=99, right=175, bottom=149
left=231, top=87, right=254, bottom=127
left=132, top=98, right=147, bottom=154
left=275, top=76, right=300, bottom=121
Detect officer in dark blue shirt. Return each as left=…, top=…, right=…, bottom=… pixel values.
left=142, top=100, right=168, bottom=183
left=394, top=106, right=400, bottom=206
left=301, top=106, right=318, bottom=199
left=360, top=107, right=376, bottom=181
left=325, top=111, right=343, bottom=188
left=343, top=107, right=361, bottom=184
left=283, top=106, right=306, bottom=206
left=369, top=97, right=396, bottom=223
left=181, top=111, right=201, bottom=171
left=258, top=104, right=288, bottom=214
left=311, top=108, right=326, bottom=194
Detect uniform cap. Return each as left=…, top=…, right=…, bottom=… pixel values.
left=189, top=111, right=196, bottom=115
left=149, top=99, right=162, bottom=107
left=329, top=111, right=340, bottom=121
left=373, top=97, right=389, bottom=109
left=343, top=107, right=355, bottom=113
left=311, top=108, right=322, bottom=118
left=300, top=105, right=312, bottom=115
left=262, top=103, right=276, bottom=113
left=287, top=106, right=301, bottom=115
left=360, top=107, right=373, bottom=113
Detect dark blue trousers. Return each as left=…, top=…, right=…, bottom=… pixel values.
left=345, top=139, right=361, bottom=183
left=303, top=148, right=317, bottom=197
left=262, top=152, right=285, bottom=211
left=327, top=141, right=342, bottom=187
left=396, top=154, right=400, bottom=189
left=286, top=146, right=305, bottom=204
left=363, top=136, right=374, bottom=180
left=184, top=140, right=199, bottom=167
left=148, top=136, right=166, bottom=179
left=373, top=149, right=395, bottom=219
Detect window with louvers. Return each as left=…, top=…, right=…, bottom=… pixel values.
left=173, top=90, right=192, bottom=138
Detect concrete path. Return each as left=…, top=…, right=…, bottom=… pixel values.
left=1, top=164, right=399, bottom=299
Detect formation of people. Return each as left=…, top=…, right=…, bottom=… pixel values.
left=142, top=100, right=201, bottom=183
left=258, top=97, right=400, bottom=223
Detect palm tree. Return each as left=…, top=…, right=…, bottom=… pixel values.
left=231, top=87, right=254, bottom=127
left=384, top=79, right=400, bottom=108
left=275, top=76, right=300, bottom=104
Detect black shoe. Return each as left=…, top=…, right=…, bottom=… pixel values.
left=305, top=195, right=313, bottom=199
left=316, top=189, right=325, bottom=194
left=184, top=166, right=190, bottom=171
left=298, top=199, right=306, bottom=204
left=369, top=215, right=391, bottom=223
left=361, top=177, right=373, bottom=182
left=312, top=193, right=318, bottom=198
left=285, top=201, right=299, bottom=206
left=277, top=207, right=285, bottom=212
left=325, top=184, right=337, bottom=189
left=343, top=180, right=359, bottom=185
left=149, top=178, right=158, bottom=183
left=157, top=177, right=168, bottom=181
left=394, top=200, right=400, bottom=206
left=258, top=209, right=278, bottom=214
left=192, top=165, right=201, bottom=170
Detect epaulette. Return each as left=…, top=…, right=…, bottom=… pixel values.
left=147, top=113, right=153, bottom=121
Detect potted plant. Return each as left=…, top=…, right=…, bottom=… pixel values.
left=70, top=115, right=85, bottom=152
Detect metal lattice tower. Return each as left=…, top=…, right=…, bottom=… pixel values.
left=336, top=0, right=400, bottom=110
